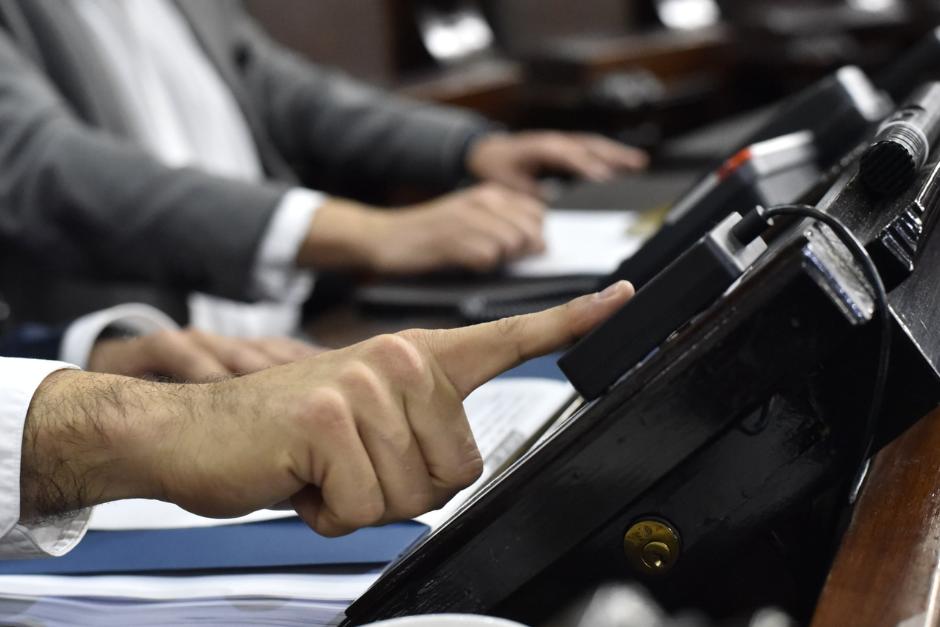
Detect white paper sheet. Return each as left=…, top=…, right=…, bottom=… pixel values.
left=509, top=209, right=647, bottom=277
left=0, top=572, right=380, bottom=627
left=89, top=499, right=296, bottom=531
left=0, top=572, right=378, bottom=602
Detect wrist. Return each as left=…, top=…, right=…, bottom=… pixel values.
left=20, top=370, right=205, bottom=520
left=296, top=197, right=387, bottom=271
left=465, top=131, right=509, bottom=180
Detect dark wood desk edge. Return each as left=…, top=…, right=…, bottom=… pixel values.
left=812, top=405, right=940, bottom=627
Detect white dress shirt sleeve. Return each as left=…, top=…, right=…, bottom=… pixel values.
left=60, top=303, right=181, bottom=369
left=0, top=358, right=90, bottom=559
left=250, top=187, right=323, bottom=302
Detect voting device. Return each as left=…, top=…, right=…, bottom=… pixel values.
left=344, top=89, right=940, bottom=627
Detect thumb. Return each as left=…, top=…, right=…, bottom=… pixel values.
left=416, top=281, right=634, bottom=397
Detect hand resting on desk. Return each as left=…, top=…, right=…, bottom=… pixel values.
left=294, top=131, right=647, bottom=276
left=88, top=329, right=323, bottom=381
left=300, top=184, right=546, bottom=275
left=466, top=131, right=649, bottom=198
left=19, top=282, right=634, bottom=537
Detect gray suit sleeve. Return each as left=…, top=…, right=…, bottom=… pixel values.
left=231, top=7, right=495, bottom=191
left=0, top=31, right=288, bottom=301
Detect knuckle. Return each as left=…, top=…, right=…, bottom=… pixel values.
left=302, top=389, right=353, bottom=434
left=366, top=334, right=426, bottom=384
left=473, top=183, right=502, bottom=204
left=376, top=422, right=414, bottom=457
left=338, top=361, right=384, bottom=399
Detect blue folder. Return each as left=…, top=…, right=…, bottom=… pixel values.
left=503, top=353, right=565, bottom=381
left=0, top=518, right=429, bottom=575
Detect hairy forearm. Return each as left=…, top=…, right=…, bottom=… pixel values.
left=19, top=370, right=199, bottom=522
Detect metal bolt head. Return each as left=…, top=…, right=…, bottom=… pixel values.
left=624, top=519, right=681, bottom=576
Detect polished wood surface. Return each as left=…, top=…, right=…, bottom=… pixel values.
left=397, top=59, right=524, bottom=124
left=486, top=0, right=642, bottom=56
left=529, top=26, right=732, bottom=84
left=246, top=0, right=526, bottom=123
left=813, top=405, right=940, bottom=627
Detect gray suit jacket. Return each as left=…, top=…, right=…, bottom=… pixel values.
left=0, top=0, right=490, bottom=322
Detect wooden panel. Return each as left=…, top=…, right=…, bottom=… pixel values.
left=812, top=406, right=940, bottom=627
left=244, top=0, right=397, bottom=84
left=536, top=26, right=732, bottom=82
left=244, top=0, right=523, bottom=119
left=486, top=0, right=642, bottom=55
left=397, top=58, right=523, bottom=122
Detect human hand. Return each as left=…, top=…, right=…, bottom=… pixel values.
left=466, top=131, right=649, bottom=197
left=87, top=328, right=323, bottom=381
left=299, top=184, right=546, bottom=275
left=22, top=282, right=635, bottom=535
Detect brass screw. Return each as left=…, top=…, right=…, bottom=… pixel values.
left=623, top=519, right=681, bottom=576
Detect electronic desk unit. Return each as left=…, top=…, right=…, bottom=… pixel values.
left=344, top=99, right=940, bottom=626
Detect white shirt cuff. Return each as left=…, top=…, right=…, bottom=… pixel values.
left=0, top=358, right=90, bottom=559
left=60, top=304, right=181, bottom=369
left=251, top=187, right=322, bottom=302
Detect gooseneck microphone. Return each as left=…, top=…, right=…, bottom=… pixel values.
left=860, top=82, right=940, bottom=196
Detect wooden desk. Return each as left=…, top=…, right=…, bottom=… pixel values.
left=523, top=26, right=733, bottom=85
left=396, top=59, right=525, bottom=125
left=813, top=405, right=940, bottom=627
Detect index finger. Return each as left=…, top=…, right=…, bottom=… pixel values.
left=418, top=281, right=634, bottom=397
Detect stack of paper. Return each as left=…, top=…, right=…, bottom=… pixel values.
left=0, top=572, right=379, bottom=626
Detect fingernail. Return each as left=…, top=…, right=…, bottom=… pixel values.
left=598, top=280, right=629, bottom=299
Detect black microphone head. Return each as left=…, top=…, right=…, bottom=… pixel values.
left=859, top=127, right=924, bottom=196
left=859, top=82, right=940, bottom=197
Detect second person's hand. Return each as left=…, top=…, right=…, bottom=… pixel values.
left=88, top=328, right=323, bottom=381
left=297, top=183, right=546, bottom=275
